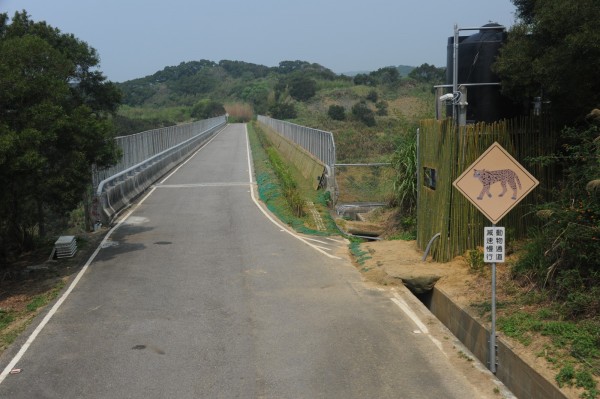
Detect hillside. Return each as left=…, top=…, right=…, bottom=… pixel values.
left=117, top=60, right=417, bottom=109
left=115, top=59, right=442, bottom=164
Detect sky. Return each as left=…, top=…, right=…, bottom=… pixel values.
left=3, top=0, right=517, bottom=83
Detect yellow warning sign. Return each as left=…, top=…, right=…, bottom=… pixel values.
left=453, top=142, right=539, bottom=224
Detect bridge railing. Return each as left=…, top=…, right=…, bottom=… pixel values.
left=92, top=116, right=226, bottom=190
left=257, top=115, right=336, bottom=168
left=91, top=116, right=226, bottom=225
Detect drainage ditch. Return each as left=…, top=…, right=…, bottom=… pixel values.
left=416, top=286, right=568, bottom=399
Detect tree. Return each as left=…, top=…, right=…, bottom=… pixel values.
left=191, top=99, right=225, bottom=119
left=240, top=82, right=270, bottom=114
left=370, top=67, right=400, bottom=85
left=353, top=73, right=373, bottom=86
left=408, top=63, right=446, bottom=84
left=269, top=102, right=297, bottom=119
left=0, top=11, right=121, bottom=257
left=494, top=0, right=600, bottom=125
left=288, top=76, right=317, bottom=102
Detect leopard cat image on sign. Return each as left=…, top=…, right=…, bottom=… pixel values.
left=473, top=169, right=522, bottom=200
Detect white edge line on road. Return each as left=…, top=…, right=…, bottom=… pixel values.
left=244, top=125, right=340, bottom=260
left=302, top=237, right=330, bottom=245
left=314, top=246, right=332, bottom=252
left=0, top=125, right=228, bottom=385
left=325, top=237, right=347, bottom=244
left=390, top=292, right=430, bottom=334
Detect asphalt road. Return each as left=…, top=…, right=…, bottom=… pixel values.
left=0, top=124, right=505, bottom=398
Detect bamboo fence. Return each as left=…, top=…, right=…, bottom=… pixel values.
left=417, top=116, right=556, bottom=262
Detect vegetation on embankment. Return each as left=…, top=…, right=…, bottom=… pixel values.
left=247, top=122, right=338, bottom=236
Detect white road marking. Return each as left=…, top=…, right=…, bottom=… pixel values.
left=391, top=292, right=429, bottom=334
left=315, top=246, right=332, bottom=251
left=157, top=182, right=254, bottom=188
left=302, top=237, right=330, bottom=245
left=391, top=290, right=447, bottom=356
left=244, top=125, right=341, bottom=260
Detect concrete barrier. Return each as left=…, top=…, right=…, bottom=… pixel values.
left=427, top=286, right=568, bottom=399
left=258, top=122, right=326, bottom=190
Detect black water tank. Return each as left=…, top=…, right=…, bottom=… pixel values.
left=446, top=23, right=519, bottom=123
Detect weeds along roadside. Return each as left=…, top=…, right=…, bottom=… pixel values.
left=247, top=121, right=338, bottom=236
left=465, top=249, right=600, bottom=399
left=0, top=279, right=67, bottom=354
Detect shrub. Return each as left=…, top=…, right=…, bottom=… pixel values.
left=366, top=90, right=378, bottom=102
left=269, top=102, right=297, bottom=119
left=327, top=105, right=346, bottom=120
left=513, top=125, right=599, bottom=319
left=351, top=101, right=376, bottom=126
left=224, top=102, right=254, bottom=122
left=390, top=132, right=417, bottom=213
left=375, top=101, right=388, bottom=116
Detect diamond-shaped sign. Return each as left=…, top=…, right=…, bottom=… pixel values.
left=453, top=142, right=539, bottom=224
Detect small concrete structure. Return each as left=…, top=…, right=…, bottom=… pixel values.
left=54, top=236, right=77, bottom=258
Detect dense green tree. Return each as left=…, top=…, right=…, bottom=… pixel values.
left=218, top=60, right=271, bottom=79
left=494, top=0, right=600, bottom=125
left=269, top=102, right=297, bottom=119
left=277, top=60, right=336, bottom=80
left=277, top=60, right=311, bottom=74
left=190, top=99, right=225, bottom=119
left=240, top=82, right=270, bottom=114
left=370, top=67, right=400, bottom=85
left=0, top=11, right=121, bottom=257
left=353, top=73, right=375, bottom=86
left=288, top=76, right=317, bottom=102
left=353, top=67, right=400, bottom=87
left=408, top=63, right=445, bottom=84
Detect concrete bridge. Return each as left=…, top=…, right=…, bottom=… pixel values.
left=0, top=122, right=505, bottom=398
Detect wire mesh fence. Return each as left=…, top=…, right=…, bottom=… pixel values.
left=334, top=164, right=394, bottom=204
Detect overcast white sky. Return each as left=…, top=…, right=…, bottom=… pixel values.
left=3, top=0, right=517, bottom=82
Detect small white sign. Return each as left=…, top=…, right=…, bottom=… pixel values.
left=484, top=227, right=505, bottom=263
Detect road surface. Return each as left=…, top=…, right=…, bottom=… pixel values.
left=0, top=124, right=505, bottom=398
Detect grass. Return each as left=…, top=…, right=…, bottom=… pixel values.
left=118, top=104, right=192, bottom=124
left=470, top=288, right=600, bottom=398
left=349, top=240, right=372, bottom=266
left=247, top=121, right=338, bottom=236
left=0, top=279, right=67, bottom=352
left=25, top=280, right=66, bottom=312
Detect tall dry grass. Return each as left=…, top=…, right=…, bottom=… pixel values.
left=225, top=103, right=254, bottom=123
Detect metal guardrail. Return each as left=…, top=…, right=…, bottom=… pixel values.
left=91, top=116, right=226, bottom=224
left=92, top=116, right=226, bottom=191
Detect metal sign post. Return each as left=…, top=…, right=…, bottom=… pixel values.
left=454, top=142, right=538, bottom=374
left=491, top=253, right=497, bottom=373
left=484, top=226, right=505, bottom=373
